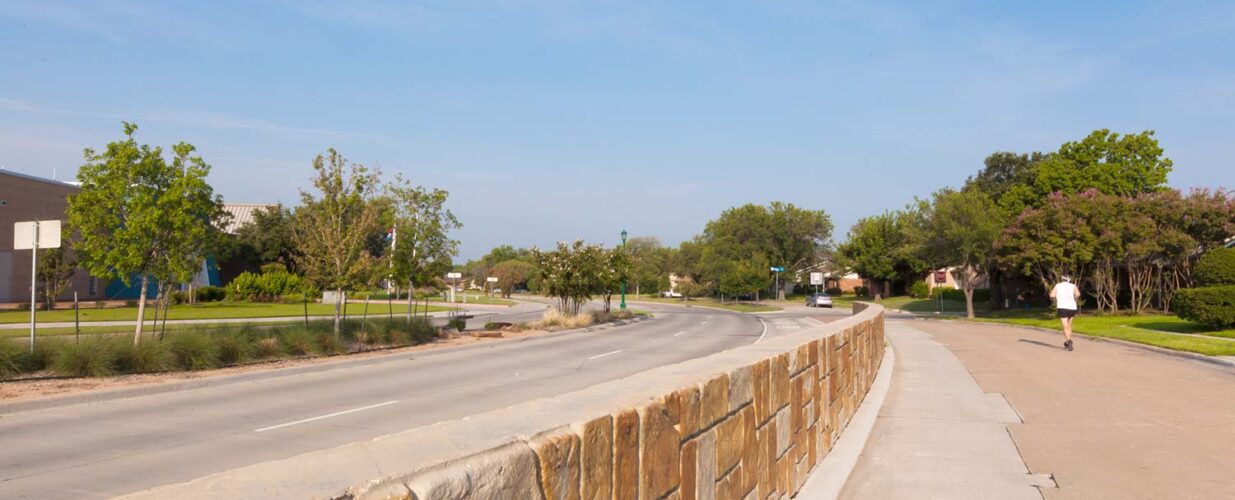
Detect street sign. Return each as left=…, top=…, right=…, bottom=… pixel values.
left=770, top=266, right=784, bottom=272
left=14, top=220, right=61, bottom=250
left=810, top=272, right=824, bottom=285
left=934, top=271, right=947, bottom=284
left=486, top=277, right=499, bottom=283
left=446, top=272, right=462, bottom=279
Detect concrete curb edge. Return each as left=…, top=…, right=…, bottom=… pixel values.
left=799, top=343, right=896, bottom=498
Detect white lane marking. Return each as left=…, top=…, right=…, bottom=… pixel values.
left=587, top=350, right=622, bottom=360
left=254, top=400, right=399, bottom=433
left=673, top=331, right=686, bottom=337
left=756, top=317, right=768, bottom=343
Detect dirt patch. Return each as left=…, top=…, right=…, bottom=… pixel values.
left=0, top=328, right=552, bottom=402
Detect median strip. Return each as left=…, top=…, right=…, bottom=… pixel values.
left=254, top=400, right=399, bottom=433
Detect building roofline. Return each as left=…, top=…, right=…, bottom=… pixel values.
left=0, top=168, right=80, bottom=189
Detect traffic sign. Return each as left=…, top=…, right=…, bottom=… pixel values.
left=486, top=277, right=499, bottom=283
left=446, top=272, right=462, bottom=279
left=934, top=271, right=947, bottom=284
left=770, top=266, right=784, bottom=272
left=13, top=220, right=61, bottom=250
left=810, top=272, right=824, bottom=285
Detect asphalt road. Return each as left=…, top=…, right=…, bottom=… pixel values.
left=0, top=300, right=848, bottom=498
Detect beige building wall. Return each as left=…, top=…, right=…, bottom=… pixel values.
left=0, top=170, right=100, bottom=304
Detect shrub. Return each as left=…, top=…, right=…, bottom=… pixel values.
left=0, top=340, right=29, bottom=379
left=316, top=332, right=345, bottom=354
left=929, top=285, right=955, bottom=298
left=408, top=317, right=438, bottom=342
left=447, top=317, right=467, bottom=332
left=195, top=286, right=227, bottom=303
left=1175, top=285, right=1235, bottom=328
left=229, top=268, right=314, bottom=302
left=215, top=330, right=255, bottom=365
left=94, top=301, right=108, bottom=309
left=53, top=338, right=117, bottom=377
left=909, top=281, right=931, bottom=299
left=116, top=339, right=172, bottom=373
left=254, top=337, right=282, bottom=359
left=1195, top=248, right=1235, bottom=287
left=854, top=286, right=870, bottom=297
left=169, top=291, right=189, bottom=305
left=824, top=287, right=843, bottom=296
left=280, top=329, right=319, bottom=356
left=167, top=331, right=221, bottom=371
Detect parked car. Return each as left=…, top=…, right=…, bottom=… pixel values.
left=662, top=290, right=683, bottom=298
left=806, top=293, right=833, bottom=308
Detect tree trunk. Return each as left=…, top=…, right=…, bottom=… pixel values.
left=406, top=280, right=414, bottom=325
left=333, top=287, right=343, bottom=336
left=134, top=275, right=149, bottom=345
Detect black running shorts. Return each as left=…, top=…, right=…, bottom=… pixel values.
left=1058, top=308, right=1077, bottom=318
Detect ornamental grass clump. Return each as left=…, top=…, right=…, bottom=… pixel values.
left=53, top=338, right=117, bottom=377
left=116, top=338, right=172, bottom=373
left=215, top=330, right=255, bottom=365
left=279, top=328, right=319, bottom=356
left=0, top=340, right=28, bottom=379
left=167, top=331, right=221, bottom=371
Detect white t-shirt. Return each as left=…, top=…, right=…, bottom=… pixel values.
left=1053, top=282, right=1078, bottom=310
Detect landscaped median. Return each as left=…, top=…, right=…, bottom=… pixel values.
left=121, top=304, right=886, bottom=499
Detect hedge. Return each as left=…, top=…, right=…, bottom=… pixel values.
left=1175, top=285, right=1235, bottom=329
left=1195, top=248, right=1235, bottom=287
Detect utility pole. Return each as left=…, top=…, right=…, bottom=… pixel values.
left=620, top=229, right=628, bottom=310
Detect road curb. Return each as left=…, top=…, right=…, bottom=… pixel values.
left=0, top=315, right=654, bottom=416
left=922, top=317, right=1235, bottom=371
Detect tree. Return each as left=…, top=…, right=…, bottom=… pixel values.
left=966, top=151, right=1044, bottom=218
left=67, top=123, right=227, bottom=344
left=388, top=176, right=461, bottom=321
left=231, top=204, right=299, bottom=271
left=995, top=192, right=1098, bottom=294
left=490, top=260, right=535, bottom=298
left=293, top=149, right=383, bottom=335
left=625, top=236, right=668, bottom=297
left=700, top=202, right=832, bottom=299
left=533, top=240, right=609, bottom=315
left=837, top=211, right=925, bottom=297
left=920, top=188, right=1004, bottom=318
left=717, top=254, right=772, bottom=301
left=36, top=246, right=76, bottom=311
left=1033, top=129, right=1172, bottom=200
left=597, top=247, right=632, bottom=312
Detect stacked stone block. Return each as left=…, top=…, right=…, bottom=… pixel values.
left=401, top=310, right=886, bottom=500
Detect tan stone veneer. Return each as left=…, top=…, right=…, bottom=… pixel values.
left=119, top=305, right=885, bottom=500
left=379, top=305, right=885, bottom=500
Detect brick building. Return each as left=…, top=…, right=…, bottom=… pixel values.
left=0, top=169, right=101, bottom=303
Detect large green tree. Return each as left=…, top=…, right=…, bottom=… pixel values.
left=1033, top=129, right=1172, bottom=199
left=919, top=188, right=1004, bottom=318
left=68, top=123, right=227, bottom=344
left=700, top=202, right=832, bottom=299
left=293, top=149, right=383, bottom=335
left=231, top=204, right=299, bottom=271
left=838, top=211, right=925, bottom=297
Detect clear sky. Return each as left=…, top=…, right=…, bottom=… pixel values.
left=2, top=1, right=1232, bottom=260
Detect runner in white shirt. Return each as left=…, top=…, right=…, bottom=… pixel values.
left=1049, top=276, right=1081, bottom=351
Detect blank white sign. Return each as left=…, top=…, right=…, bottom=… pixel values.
left=13, top=220, right=62, bottom=250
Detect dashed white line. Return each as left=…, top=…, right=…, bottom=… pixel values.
left=587, top=350, right=622, bottom=360
left=254, top=400, right=399, bottom=433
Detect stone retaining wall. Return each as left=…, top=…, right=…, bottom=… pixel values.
left=385, top=307, right=886, bottom=500
left=121, top=305, right=885, bottom=500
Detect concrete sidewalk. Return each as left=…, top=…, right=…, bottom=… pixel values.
left=840, top=322, right=1052, bottom=499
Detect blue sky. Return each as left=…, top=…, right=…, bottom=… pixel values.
left=2, top=1, right=1232, bottom=260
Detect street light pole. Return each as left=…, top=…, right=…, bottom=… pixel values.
left=620, top=229, right=628, bottom=311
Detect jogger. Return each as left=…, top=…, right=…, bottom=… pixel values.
left=1050, top=276, right=1081, bottom=351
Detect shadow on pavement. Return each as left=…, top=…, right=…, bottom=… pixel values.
left=1017, top=338, right=1061, bottom=350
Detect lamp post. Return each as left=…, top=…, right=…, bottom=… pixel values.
left=620, top=229, right=628, bottom=311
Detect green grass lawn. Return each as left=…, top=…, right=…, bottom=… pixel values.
left=628, top=296, right=782, bottom=313
left=970, top=310, right=1235, bottom=356
left=0, top=301, right=448, bottom=324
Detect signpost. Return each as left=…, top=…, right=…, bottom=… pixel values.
left=933, top=270, right=947, bottom=314
left=14, top=220, right=62, bottom=353
left=486, top=276, right=498, bottom=296
left=446, top=272, right=462, bottom=303
left=770, top=266, right=785, bottom=301
left=810, top=271, right=824, bottom=294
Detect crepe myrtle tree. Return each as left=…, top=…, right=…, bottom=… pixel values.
left=67, top=122, right=228, bottom=344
